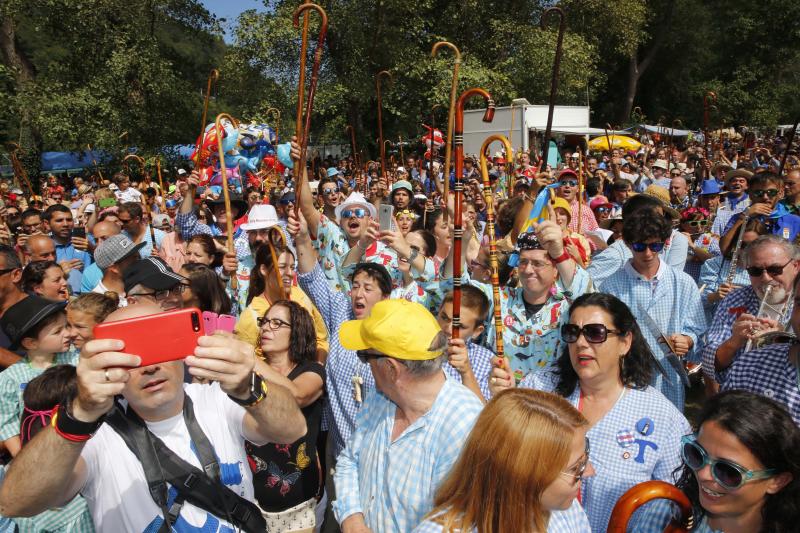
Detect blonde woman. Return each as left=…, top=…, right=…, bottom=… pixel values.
left=413, top=389, right=593, bottom=533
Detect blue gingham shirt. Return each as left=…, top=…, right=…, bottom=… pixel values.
left=54, top=238, right=93, bottom=294
left=720, top=343, right=800, bottom=424
left=697, top=255, right=751, bottom=323
left=442, top=340, right=495, bottom=400
left=700, top=286, right=792, bottom=382
left=298, top=263, right=375, bottom=458
left=175, top=210, right=250, bottom=260
left=333, top=379, right=483, bottom=532
left=599, top=260, right=707, bottom=410
left=411, top=498, right=591, bottom=533
left=520, top=370, right=690, bottom=533
left=684, top=232, right=720, bottom=282
left=587, top=230, right=689, bottom=286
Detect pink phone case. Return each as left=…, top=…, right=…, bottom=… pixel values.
left=216, top=315, right=235, bottom=333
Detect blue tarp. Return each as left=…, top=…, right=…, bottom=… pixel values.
left=40, top=149, right=114, bottom=171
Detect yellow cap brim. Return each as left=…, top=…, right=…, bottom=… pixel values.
left=339, top=319, right=370, bottom=351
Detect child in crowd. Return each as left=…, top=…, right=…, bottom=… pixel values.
left=436, top=287, right=494, bottom=401
left=0, top=296, right=73, bottom=457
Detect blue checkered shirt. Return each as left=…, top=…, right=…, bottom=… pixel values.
left=699, top=286, right=794, bottom=382
left=520, top=369, right=690, bottom=533
left=442, top=341, right=495, bottom=400
left=587, top=230, right=689, bottom=286
left=684, top=232, right=720, bottom=282
left=175, top=211, right=250, bottom=260
left=697, top=255, right=751, bottom=323
left=720, top=343, right=800, bottom=424
left=333, top=379, right=483, bottom=532
left=599, top=261, right=707, bottom=410
left=298, top=263, right=375, bottom=458
left=411, top=499, right=592, bottom=533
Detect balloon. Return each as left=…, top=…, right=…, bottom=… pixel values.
left=277, top=143, right=293, bottom=168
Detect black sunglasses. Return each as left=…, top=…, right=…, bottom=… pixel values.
left=561, top=323, right=621, bottom=344
left=746, top=259, right=793, bottom=278
left=356, top=350, right=387, bottom=365
left=631, top=242, right=666, bottom=253
left=750, top=188, right=779, bottom=198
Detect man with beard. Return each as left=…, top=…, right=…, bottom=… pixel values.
left=703, top=235, right=798, bottom=387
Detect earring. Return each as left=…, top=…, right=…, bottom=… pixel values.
left=255, top=345, right=264, bottom=361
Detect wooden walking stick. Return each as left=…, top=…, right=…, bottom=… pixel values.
left=194, top=69, right=219, bottom=173
left=376, top=70, right=393, bottom=183
left=6, top=143, right=34, bottom=198
left=214, top=114, right=239, bottom=289
left=577, top=150, right=585, bottom=234
left=607, top=481, right=692, bottom=533
left=453, top=87, right=495, bottom=340
left=703, top=92, right=717, bottom=179
left=123, top=154, right=157, bottom=247
left=155, top=157, right=167, bottom=212
left=539, top=7, right=566, bottom=169
left=293, top=2, right=328, bottom=216
left=604, top=123, right=621, bottom=180
left=479, top=134, right=512, bottom=359
left=668, top=119, right=682, bottom=173
left=431, top=41, right=461, bottom=220
left=87, top=144, right=105, bottom=183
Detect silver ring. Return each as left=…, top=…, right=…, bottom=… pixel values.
left=104, top=369, right=110, bottom=382
left=491, top=377, right=497, bottom=384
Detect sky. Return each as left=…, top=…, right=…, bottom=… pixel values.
left=201, top=0, right=266, bottom=41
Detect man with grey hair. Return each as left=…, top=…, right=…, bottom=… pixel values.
left=92, top=234, right=147, bottom=306
left=333, top=299, right=483, bottom=533
left=702, top=234, right=799, bottom=388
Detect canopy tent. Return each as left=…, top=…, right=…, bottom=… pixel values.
left=630, top=124, right=697, bottom=137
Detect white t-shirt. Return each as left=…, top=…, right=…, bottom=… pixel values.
left=80, top=383, right=252, bottom=532
left=91, top=280, right=127, bottom=307
left=115, top=187, right=143, bottom=204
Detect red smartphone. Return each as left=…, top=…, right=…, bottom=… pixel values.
left=93, top=307, right=205, bottom=367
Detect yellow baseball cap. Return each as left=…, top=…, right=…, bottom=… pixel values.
left=339, top=299, right=445, bottom=361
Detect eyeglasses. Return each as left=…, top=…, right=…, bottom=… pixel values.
left=517, top=258, right=553, bottom=270
left=684, top=220, right=708, bottom=228
left=128, top=284, right=187, bottom=301
left=750, top=188, right=780, bottom=199
left=469, top=259, right=490, bottom=270
left=257, top=316, right=291, bottom=331
left=117, top=217, right=133, bottom=224
left=341, top=208, right=368, bottom=219
left=560, top=437, right=591, bottom=483
left=322, top=187, right=340, bottom=195
left=0, top=267, right=18, bottom=276
left=561, top=323, right=621, bottom=344
left=746, top=259, right=793, bottom=278
left=681, top=435, right=776, bottom=490
left=356, top=350, right=387, bottom=365
left=670, top=172, right=682, bottom=177
left=560, top=180, right=578, bottom=187
left=630, top=242, right=666, bottom=253
left=595, top=207, right=611, bottom=214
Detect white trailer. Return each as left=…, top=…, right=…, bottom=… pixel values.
left=461, top=100, right=593, bottom=157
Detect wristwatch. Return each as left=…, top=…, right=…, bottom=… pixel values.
left=228, top=372, right=268, bottom=407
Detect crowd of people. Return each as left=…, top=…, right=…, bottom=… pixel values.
left=0, top=126, right=797, bottom=533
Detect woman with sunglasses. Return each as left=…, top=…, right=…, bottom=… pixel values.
left=680, top=206, right=720, bottom=282
left=641, top=390, right=800, bottom=533
left=413, top=389, right=593, bottom=533
left=246, top=300, right=325, bottom=532
left=490, top=292, right=690, bottom=532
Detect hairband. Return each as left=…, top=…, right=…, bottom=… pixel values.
left=21, top=406, right=55, bottom=444
left=394, top=209, right=417, bottom=219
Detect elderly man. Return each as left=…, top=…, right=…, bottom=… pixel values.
left=333, top=299, right=483, bottom=533
left=719, top=271, right=800, bottom=424
left=703, top=235, right=798, bottom=384
left=0, top=302, right=305, bottom=532
left=123, top=257, right=188, bottom=311
left=780, top=168, right=800, bottom=215
left=669, top=175, right=691, bottom=210
left=93, top=235, right=146, bottom=305
left=80, top=221, right=122, bottom=293
left=0, top=246, right=25, bottom=368
left=24, top=234, right=56, bottom=263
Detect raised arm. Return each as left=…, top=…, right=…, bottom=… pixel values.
left=291, top=138, right=322, bottom=236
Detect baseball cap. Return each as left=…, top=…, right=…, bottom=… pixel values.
left=339, top=299, right=445, bottom=361
left=177, top=169, right=187, bottom=176
left=95, top=235, right=147, bottom=270
left=0, top=296, right=67, bottom=350
left=123, top=257, right=186, bottom=293
left=152, top=214, right=172, bottom=228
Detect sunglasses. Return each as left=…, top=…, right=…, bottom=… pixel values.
left=630, top=242, right=666, bottom=253
left=670, top=172, right=681, bottom=177
left=560, top=180, right=578, bottom=187
left=750, top=188, right=779, bottom=198
left=356, top=350, right=387, bottom=365
left=560, top=437, right=591, bottom=484
left=341, top=208, right=368, bottom=219
left=257, top=316, right=291, bottom=331
left=595, top=207, right=611, bottom=213
left=561, top=323, right=621, bottom=344
left=681, top=435, right=776, bottom=490
left=322, top=187, right=340, bottom=195
left=684, top=220, right=708, bottom=227
left=746, top=259, right=793, bottom=278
